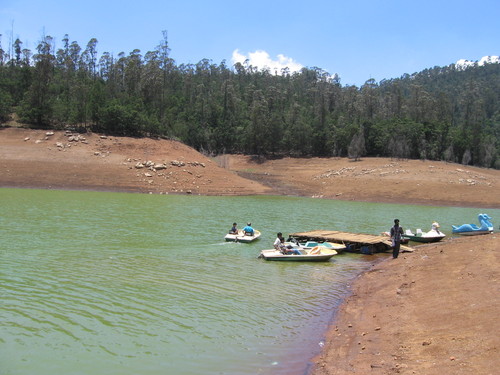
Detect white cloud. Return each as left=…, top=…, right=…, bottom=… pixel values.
left=231, top=49, right=303, bottom=74
left=478, top=55, right=500, bottom=65
left=456, top=55, right=499, bottom=69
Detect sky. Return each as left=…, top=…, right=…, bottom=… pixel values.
left=1, top=0, right=498, bottom=86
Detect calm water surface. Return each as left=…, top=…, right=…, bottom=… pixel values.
left=1, top=188, right=498, bottom=375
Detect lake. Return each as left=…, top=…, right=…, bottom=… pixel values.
left=1, top=188, right=497, bottom=375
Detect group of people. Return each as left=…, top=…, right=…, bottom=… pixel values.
left=273, top=232, right=302, bottom=255
left=230, top=223, right=300, bottom=255
left=230, top=219, right=405, bottom=258
left=229, top=222, right=254, bottom=236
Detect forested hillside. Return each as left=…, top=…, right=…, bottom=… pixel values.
left=1, top=33, right=499, bottom=168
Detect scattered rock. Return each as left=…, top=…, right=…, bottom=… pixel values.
left=154, top=163, right=167, bottom=170
left=171, top=160, right=185, bottom=167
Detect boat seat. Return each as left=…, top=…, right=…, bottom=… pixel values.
left=405, top=229, right=414, bottom=236
left=416, top=229, right=423, bottom=236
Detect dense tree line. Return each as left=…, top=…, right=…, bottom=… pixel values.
left=0, top=33, right=499, bottom=168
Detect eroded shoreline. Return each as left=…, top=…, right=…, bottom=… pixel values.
left=310, top=234, right=499, bottom=375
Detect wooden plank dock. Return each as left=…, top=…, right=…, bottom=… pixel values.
left=289, top=230, right=413, bottom=253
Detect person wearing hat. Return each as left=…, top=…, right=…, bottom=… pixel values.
left=229, top=222, right=238, bottom=234
left=390, top=219, right=404, bottom=259
left=242, top=222, right=254, bottom=236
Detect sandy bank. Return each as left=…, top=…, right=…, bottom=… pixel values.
left=311, top=234, right=499, bottom=375
left=2, top=128, right=500, bottom=208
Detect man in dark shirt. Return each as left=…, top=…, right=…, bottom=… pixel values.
left=390, top=219, right=404, bottom=259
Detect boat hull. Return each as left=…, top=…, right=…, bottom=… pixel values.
left=258, top=249, right=336, bottom=261
left=452, top=230, right=492, bottom=236
left=402, top=235, right=445, bottom=243
left=225, top=230, right=261, bottom=243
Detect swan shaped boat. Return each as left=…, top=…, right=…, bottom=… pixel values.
left=452, top=213, right=494, bottom=236
left=402, top=222, right=446, bottom=243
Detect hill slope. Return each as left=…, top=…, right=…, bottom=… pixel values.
left=0, top=128, right=272, bottom=196
left=1, top=128, right=499, bottom=208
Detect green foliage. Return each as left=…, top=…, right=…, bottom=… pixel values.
left=0, top=32, right=499, bottom=168
left=99, top=101, right=143, bottom=136
left=0, top=88, right=12, bottom=123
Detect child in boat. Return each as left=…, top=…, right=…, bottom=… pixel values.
left=229, top=222, right=238, bottom=234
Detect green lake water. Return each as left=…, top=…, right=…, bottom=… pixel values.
left=1, top=188, right=498, bottom=375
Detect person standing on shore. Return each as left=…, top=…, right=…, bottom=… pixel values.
left=390, top=219, right=404, bottom=259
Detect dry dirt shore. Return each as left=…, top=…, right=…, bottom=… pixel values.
left=1, top=128, right=499, bottom=207
left=312, top=234, right=499, bottom=375
left=1, top=128, right=499, bottom=374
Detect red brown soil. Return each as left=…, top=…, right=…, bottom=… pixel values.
left=1, top=127, right=499, bottom=374
left=225, top=155, right=500, bottom=208
left=2, top=128, right=499, bottom=208
left=312, top=234, right=499, bottom=375
left=0, top=128, right=272, bottom=196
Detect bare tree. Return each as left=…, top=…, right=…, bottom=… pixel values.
left=348, top=129, right=366, bottom=161
left=462, top=149, right=472, bottom=165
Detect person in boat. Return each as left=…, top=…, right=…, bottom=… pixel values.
left=229, top=222, right=238, bottom=234
left=274, top=232, right=301, bottom=255
left=390, top=219, right=404, bottom=259
left=242, top=223, right=254, bottom=236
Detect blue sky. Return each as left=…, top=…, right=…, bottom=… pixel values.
left=1, top=0, right=498, bottom=86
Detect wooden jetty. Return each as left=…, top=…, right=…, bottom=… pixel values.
left=289, top=230, right=413, bottom=254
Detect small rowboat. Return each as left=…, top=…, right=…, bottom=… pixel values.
left=258, top=247, right=337, bottom=261
left=225, top=230, right=261, bottom=243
